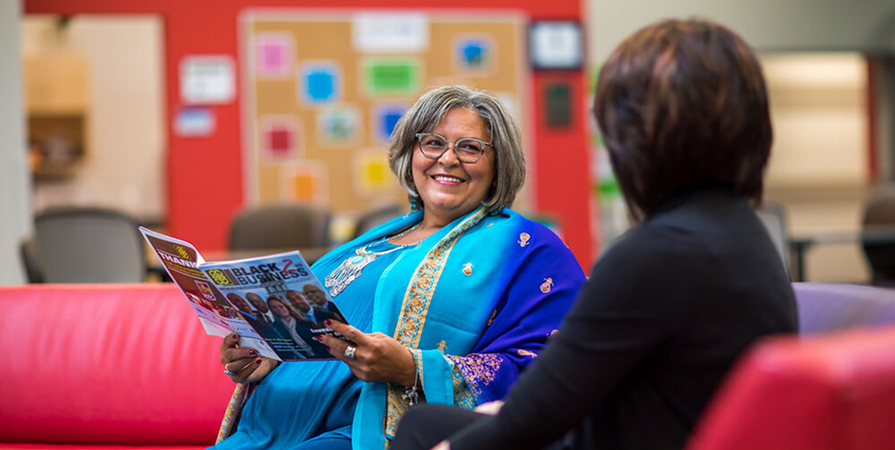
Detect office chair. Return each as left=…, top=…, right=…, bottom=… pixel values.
left=352, top=203, right=404, bottom=240
left=19, top=237, right=44, bottom=283
left=755, top=200, right=791, bottom=277
left=861, top=183, right=895, bottom=285
left=33, top=206, right=147, bottom=283
left=228, top=203, right=332, bottom=252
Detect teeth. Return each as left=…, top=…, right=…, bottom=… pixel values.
left=433, top=175, right=463, bottom=182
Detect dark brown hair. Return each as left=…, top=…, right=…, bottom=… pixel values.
left=593, top=18, right=772, bottom=222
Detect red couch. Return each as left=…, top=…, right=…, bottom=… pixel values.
left=4, top=282, right=895, bottom=450
left=0, top=284, right=235, bottom=449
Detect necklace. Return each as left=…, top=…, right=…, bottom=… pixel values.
left=325, top=223, right=423, bottom=297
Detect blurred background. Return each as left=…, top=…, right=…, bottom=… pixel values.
left=2, top=0, right=895, bottom=285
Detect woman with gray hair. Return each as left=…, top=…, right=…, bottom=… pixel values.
left=214, top=84, right=585, bottom=450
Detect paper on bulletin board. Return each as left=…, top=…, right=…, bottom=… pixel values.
left=180, top=55, right=235, bottom=104
left=300, top=62, right=342, bottom=105
left=255, top=33, right=293, bottom=79
left=362, top=57, right=421, bottom=97
left=372, top=103, right=407, bottom=143
left=352, top=12, right=429, bottom=53
left=280, top=161, right=328, bottom=203
left=317, top=106, right=361, bottom=147
left=260, top=115, right=302, bottom=160
left=353, top=149, right=393, bottom=193
left=454, top=35, right=496, bottom=74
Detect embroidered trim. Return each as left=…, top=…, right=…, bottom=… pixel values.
left=216, top=383, right=247, bottom=443
left=384, top=206, right=490, bottom=438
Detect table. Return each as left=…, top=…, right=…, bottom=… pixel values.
left=788, top=227, right=895, bottom=282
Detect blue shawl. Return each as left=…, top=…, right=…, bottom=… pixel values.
left=311, top=206, right=585, bottom=450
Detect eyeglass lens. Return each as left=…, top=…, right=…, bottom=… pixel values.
left=418, top=134, right=486, bottom=163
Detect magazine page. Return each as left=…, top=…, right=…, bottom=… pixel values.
left=199, top=251, right=349, bottom=361
left=138, top=227, right=280, bottom=360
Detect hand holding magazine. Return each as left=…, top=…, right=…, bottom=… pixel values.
left=140, top=227, right=348, bottom=361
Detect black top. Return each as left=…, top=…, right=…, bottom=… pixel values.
left=450, top=187, right=798, bottom=450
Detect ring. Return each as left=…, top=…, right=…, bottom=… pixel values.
left=224, top=363, right=236, bottom=376
left=344, top=345, right=357, bottom=360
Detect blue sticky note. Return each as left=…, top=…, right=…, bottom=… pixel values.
left=377, top=106, right=406, bottom=142
left=458, top=40, right=488, bottom=69
left=302, top=64, right=340, bottom=104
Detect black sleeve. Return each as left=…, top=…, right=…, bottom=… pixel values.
left=449, top=230, right=689, bottom=449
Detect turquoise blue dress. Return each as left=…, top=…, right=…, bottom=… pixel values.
left=212, top=206, right=586, bottom=450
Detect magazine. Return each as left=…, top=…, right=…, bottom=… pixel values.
left=139, top=227, right=348, bottom=361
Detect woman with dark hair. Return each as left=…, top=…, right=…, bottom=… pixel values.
left=392, top=18, right=798, bottom=450
left=213, top=85, right=585, bottom=450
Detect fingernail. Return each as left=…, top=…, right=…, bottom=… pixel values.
left=326, top=347, right=331, bottom=351
left=325, top=320, right=332, bottom=326
left=255, top=358, right=262, bottom=365
left=313, top=336, right=321, bottom=342
left=231, top=333, right=240, bottom=339
left=249, top=349, right=257, bottom=356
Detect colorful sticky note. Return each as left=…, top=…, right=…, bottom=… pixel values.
left=456, top=38, right=491, bottom=71
left=255, top=34, right=292, bottom=78
left=354, top=151, right=392, bottom=192
left=281, top=162, right=326, bottom=203
left=318, top=107, right=361, bottom=146
left=261, top=117, right=299, bottom=159
left=374, top=105, right=407, bottom=143
left=301, top=63, right=341, bottom=105
left=363, top=58, right=420, bottom=96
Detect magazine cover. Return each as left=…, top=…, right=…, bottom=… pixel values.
left=140, top=227, right=347, bottom=361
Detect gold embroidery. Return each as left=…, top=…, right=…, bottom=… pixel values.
left=486, top=309, right=496, bottom=327
left=518, top=232, right=530, bottom=247
left=448, top=353, right=504, bottom=408
left=384, top=206, right=489, bottom=438
left=462, top=262, right=474, bottom=276
left=437, top=340, right=447, bottom=353
left=540, top=277, right=554, bottom=293
left=517, top=349, right=537, bottom=358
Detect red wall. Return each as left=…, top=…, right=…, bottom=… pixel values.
left=25, top=0, right=595, bottom=268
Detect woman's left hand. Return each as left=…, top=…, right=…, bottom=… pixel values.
left=319, top=319, right=417, bottom=386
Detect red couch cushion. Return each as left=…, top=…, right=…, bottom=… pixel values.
left=687, top=326, right=895, bottom=450
left=0, top=284, right=235, bottom=446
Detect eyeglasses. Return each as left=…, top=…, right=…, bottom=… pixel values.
left=416, top=133, right=493, bottom=164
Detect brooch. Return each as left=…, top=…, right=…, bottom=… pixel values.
left=540, top=277, right=554, bottom=293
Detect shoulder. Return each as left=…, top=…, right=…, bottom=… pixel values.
left=475, top=208, right=568, bottom=248
left=470, top=208, right=582, bottom=275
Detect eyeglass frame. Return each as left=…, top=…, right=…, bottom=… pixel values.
left=415, top=132, right=494, bottom=164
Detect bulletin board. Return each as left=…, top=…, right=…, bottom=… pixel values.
left=241, top=9, right=530, bottom=214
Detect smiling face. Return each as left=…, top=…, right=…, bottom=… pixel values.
left=412, top=107, right=495, bottom=226
left=268, top=298, right=291, bottom=319
left=246, top=293, right=268, bottom=313
left=303, top=284, right=327, bottom=306
left=286, top=290, right=311, bottom=313
left=226, top=293, right=252, bottom=314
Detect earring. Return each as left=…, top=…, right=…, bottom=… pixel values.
left=409, top=194, right=420, bottom=211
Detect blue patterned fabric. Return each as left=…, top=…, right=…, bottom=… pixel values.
left=212, top=206, right=585, bottom=450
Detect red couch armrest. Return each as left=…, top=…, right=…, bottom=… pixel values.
left=687, top=326, right=895, bottom=450
left=0, top=284, right=235, bottom=446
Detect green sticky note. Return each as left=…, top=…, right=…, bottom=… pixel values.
left=364, top=58, right=420, bottom=96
